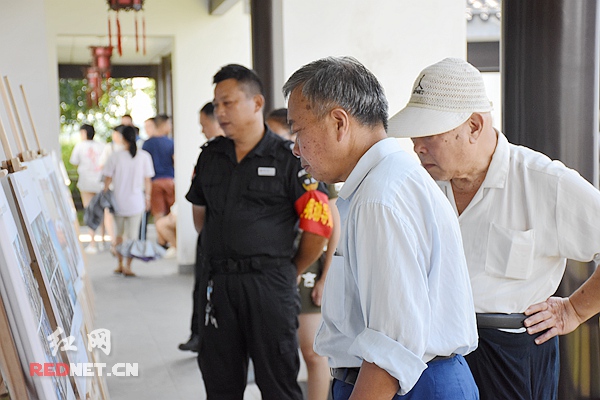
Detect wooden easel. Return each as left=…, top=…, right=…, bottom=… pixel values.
left=0, top=293, right=29, bottom=400
left=2, top=77, right=36, bottom=161
left=19, top=85, right=47, bottom=157
left=0, top=88, right=24, bottom=174
left=0, top=75, right=33, bottom=163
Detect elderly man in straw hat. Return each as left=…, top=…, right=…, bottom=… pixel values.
left=388, top=57, right=600, bottom=400
left=285, top=56, right=479, bottom=400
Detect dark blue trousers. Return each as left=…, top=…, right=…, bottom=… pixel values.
left=465, top=328, right=559, bottom=400
left=332, top=355, right=479, bottom=400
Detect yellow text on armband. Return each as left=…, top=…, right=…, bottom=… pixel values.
left=301, top=199, right=333, bottom=228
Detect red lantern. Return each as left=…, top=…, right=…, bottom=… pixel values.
left=106, top=0, right=146, bottom=56
left=107, top=0, right=144, bottom=11
left=90, top=46, right=113, bottom=73
left=86, top=67, right=103, bottom=108
left=86, top=46, right=113, bottom=107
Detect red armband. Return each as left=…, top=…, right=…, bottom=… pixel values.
left=294, top=190, right=333, bottom=238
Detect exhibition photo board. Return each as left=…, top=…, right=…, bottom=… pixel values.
left=0, top=176, right=74, bottom=399
left=0, top=154, right=108, bottom=399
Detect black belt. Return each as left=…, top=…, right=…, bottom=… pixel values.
left=476, top=313, right=526, bottom=329
left=205, top=256, right=290, bottom=274
left=331, top=354, right=457, bottom=386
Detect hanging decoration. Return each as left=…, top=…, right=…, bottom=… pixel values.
left=86, top=46, right=113, bottom=107
left=106, top=0, right=146, bottom=57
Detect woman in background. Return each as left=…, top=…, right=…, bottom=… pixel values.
left=102, top=125, right=154, bottom=276
left=70, top=123, right=105, bottom=254
left=98, top=126, right=125, bottom=253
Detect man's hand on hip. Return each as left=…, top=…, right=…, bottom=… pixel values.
left=524, top=296, right=584, bottom=344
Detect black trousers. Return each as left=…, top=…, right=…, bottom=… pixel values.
left=465, top=328, right=559, bottom=400
left=190, top=257, right=204, bottom=335
left=196, top=263, right=302, bottom=400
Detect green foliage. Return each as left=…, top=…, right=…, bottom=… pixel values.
left=60, top=141, right=80, bottom=207
left=59, top=77, right=156, bottom=142
left=59, top=76, right=156, bottom=211
left=61, top=141, right=75, bottom=171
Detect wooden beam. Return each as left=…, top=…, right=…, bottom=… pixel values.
left=250, top=0, right=274, bottom=114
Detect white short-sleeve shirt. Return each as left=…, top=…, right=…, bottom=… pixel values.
left=70, top=140, right=105, bottom=193
left=438, top=131, right=600, bottom=313
left=103, top=149, right=155, bottom=216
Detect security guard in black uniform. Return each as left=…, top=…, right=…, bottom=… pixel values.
left=185, top=64, right=333, bottom=400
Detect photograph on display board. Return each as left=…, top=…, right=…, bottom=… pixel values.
left=0, top=180, right=75, bottom=400
left=48, top=154, right=81, bottom=226
left=39, top=311, right=70, bottom=400
left=8, top=172, right=79, bottom=335
left=13, top=236, right=43, bottom=326
left=30, top=212, right=75, bottom=335
left=14, top=237, right=69, bottom=399
left=45, top=164, right=82, bottom=276
left=27, top=158, right=83, bottom=287
left=7, top=170, right=89, bottom=398
left=49, top=272, right=75, bottom=337
left=47, top=218, right=78, bottom=306
left=31, top=213, right=59, bottom=283
left=50, top=152, right=79, bottom=225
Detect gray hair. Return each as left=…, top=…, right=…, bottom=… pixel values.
left=283, top=56, right=388, bottom=130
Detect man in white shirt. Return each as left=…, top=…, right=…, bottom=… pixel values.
left=388, top=57, right=600, bottom=400
left=284, top=56, right=478, bottom=399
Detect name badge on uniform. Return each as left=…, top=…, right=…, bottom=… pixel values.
left=258, top=167, right=276, bottom=176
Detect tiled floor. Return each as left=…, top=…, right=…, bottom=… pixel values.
left=83, top=228, right=312, bottom=400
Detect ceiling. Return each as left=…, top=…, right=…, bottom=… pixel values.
left=56, top=34, right=173, bottom=65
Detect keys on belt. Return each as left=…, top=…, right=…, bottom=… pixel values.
left=204, top=279, right=218, bottom=328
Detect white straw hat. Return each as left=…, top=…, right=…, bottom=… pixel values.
left=387, top=58, right=493, bottom=138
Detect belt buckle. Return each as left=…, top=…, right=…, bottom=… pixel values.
left=225, top=258, right=238, bottom=272
left=331, top=367, right=359, bottom=386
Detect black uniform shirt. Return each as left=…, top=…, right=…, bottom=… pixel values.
left=186, top=129, right=329, bottom=260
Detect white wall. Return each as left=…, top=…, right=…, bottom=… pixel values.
left=0, top=0, right=59, bottom=159
left=279, top=0, right=466, bottom=113
left=277, top=0, right=466, bottom=162
left=169, top=1, right=251, bottom=265
left=44, top=0, right=252, bottom=265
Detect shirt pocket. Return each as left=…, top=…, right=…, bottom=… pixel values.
left=202, top=178, right=228, bottom=208
left=322, top=255, right=346, bottom=326
left=485, top=222, right=535, bottom=280
left=245, top=177, right=287, bottom=207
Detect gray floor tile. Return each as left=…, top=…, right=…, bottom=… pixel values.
left=83, top=227, right=312, bottom=400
